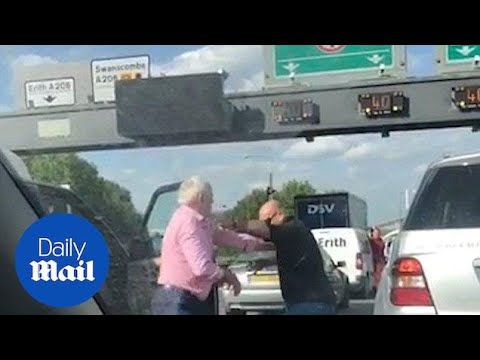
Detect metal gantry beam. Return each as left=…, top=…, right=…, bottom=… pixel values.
left=0, top=104, right=134, bottom=155
left=2, top=73, right=480, bottom=155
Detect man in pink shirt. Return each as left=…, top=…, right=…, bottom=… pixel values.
left=152, top=176, right=272, bottom=315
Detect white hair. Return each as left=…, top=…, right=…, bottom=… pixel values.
left=178, top=176, right=212, bottom=206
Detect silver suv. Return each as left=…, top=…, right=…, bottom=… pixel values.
left=374, top=153, right=480, bottom=315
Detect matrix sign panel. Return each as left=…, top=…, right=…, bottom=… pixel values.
left=358, top=91, right=408, bottom=118
left=452, top=85, right=480, bottom=111
left=271, top=99, right=320, bottom=125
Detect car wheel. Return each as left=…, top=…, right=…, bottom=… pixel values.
left=339, top=281, right=350, bottom=309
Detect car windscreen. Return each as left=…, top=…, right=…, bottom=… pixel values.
left=296, top=194, right=348, bottom=229
left=404, top=164, right=480, bottom=230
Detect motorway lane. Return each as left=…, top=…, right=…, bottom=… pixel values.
left=338, top=300, right=374, bottom=315
left=244, top=300, right=375, bottom=315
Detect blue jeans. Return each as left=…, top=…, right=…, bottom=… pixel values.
left=285, top=302, right=336, bottom=315
left=151, top=285, right=215, bottom=315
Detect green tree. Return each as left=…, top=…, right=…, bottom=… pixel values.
left=274, top=180, right=317, bottom=217
left=228, top=188, right=269, bottom=224
left=224, top=179, right=317, bottom=224
left=23, top=153, right=144, bottom=246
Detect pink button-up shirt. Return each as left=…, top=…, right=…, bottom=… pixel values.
left=158, top=205, right=266, bottom=301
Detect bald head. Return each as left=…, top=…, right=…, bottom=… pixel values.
left=259, top=200, right=286, bottom=225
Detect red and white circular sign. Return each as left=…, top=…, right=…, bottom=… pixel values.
left=316, top=45, right=346, bottom=53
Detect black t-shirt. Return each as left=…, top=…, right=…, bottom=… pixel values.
left=268, top=218, right=336, bottom=305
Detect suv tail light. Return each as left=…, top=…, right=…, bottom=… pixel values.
left=390, top=258, right=433, bottom=307
left=355, top=253, right=363, bottom=270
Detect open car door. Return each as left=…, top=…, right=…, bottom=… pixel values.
left=127, top=182, right=181, bottom=314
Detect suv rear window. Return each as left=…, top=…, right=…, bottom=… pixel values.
left=404, top=164, right=480, bottom=230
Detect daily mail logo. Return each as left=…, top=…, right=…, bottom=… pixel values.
left=15, top=214, right=109, bottom=308
left=30, top=238, right=95, bottom=282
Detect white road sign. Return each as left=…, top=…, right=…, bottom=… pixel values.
left=25, top=78, right=75, bottom=108
left=91, top=55, right=150, bottom=103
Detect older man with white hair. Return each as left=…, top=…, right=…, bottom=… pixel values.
left=152, top=176, right=272, bottom=315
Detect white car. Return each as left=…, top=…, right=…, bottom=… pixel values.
left=383, top=229, right=399, bottom=260
left=374, top=153, right=480, bottom=315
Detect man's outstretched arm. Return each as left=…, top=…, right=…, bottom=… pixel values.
left=213, top=226, right=274, bottom=252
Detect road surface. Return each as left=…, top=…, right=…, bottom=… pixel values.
left=244, top=300, right=375, bottom=315
left=338, top=300, right=374, bottom=315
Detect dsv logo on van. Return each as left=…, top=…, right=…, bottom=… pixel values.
left=307, top=203, right=335, bottom=215
left=15, top=214, right=110, bottom=308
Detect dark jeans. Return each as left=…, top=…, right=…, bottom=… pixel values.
left=151, top=285, right=215, bottom=315
left=285, top=302, right=336, bottom=315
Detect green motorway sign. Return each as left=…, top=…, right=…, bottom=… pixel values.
left=273, top=45, right=395, bottom=77
left=446, top=45, right=480, bottom=63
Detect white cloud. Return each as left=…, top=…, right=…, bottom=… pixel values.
left=237, top=71, right=264, bottom=92
left=202, top=160, right=271, bottom=177
left=151, top=45, right=263, bottom=92
left=13, top=54, right=58, bottom=67
left=283, top=137, right=347, bottom=159
left=343, top=142, right=377, bottom=161
left=152, top=45, right=261, bottom=75
left=339, top=128, right=477, bottom=163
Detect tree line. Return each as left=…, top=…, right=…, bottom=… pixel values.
left=23, top=153, right=342, bottom=254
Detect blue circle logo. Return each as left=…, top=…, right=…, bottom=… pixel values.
left=15, top=213, right=110, bottom=308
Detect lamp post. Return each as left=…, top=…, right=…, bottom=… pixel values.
left=244, top=154, right=275, bottom=199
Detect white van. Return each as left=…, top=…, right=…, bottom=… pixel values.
left=295, top=193, right=374, bottom=299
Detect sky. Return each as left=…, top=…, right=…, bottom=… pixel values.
left=3, top=45, right=480, bottom=225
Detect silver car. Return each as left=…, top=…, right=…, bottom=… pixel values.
left=222, top=247, right=350, bottom=315
left=374, top=153, right=480, bottom=315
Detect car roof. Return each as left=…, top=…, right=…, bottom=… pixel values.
left=430, top=152, right=480, bottom=169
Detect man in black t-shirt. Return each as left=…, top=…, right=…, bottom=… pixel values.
left=248, top=200, right=336, bottom=315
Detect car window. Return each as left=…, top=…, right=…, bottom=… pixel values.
left=146, top=189, right=179, bottom=253
left=404, top=165, right=480, bottom=230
